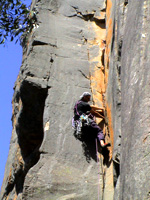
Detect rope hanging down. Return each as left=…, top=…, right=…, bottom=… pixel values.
left=96, top=138, right=100, bottom=200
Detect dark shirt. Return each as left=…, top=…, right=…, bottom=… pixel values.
left=76, top=100, right=91, bottom=116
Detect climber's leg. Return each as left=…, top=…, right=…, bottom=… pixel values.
left=90, top=120, right=110, bottom=148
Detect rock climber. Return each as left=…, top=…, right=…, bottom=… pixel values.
left=74, top=92, right=110, bottom=148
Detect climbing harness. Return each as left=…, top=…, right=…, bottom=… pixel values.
left=72, top=114, right=90, bottom=134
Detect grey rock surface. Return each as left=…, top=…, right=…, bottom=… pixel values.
left=1, top=0, right=109, bottom=200
left=1, top=0, right=150, bottom=200
left=109, top=0, right=150, bottom=199
left=120, top=0, right=150, bottom=199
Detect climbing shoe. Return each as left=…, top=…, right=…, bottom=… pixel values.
left=101, top=143, right=111, bottom=148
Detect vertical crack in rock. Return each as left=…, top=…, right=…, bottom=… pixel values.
left=16, top=80, right=48, bottom=158
left=113, top=155, right=120, bottom=188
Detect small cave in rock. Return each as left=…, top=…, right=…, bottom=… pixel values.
left=16, top=80, right=48, bottom=160
left=94, top=18, right=106, bottom=29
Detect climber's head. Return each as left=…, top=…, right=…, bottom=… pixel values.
left=80, top=92, right=91, bottom=102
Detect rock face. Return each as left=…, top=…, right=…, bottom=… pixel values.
left=107, top=0, right=150, bottom=199
left=118, top=1, right=150, bottom=199
left=1, top=0, right=150, bottom=200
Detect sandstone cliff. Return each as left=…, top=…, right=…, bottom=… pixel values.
left=0, top=0, right=150, bottom=200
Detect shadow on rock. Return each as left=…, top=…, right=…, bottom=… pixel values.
left=74, top=126, right=111, bottom=164
left=100, top=146, right=112, bottom=167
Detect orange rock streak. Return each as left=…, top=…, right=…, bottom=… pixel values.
left=89, top=12, right=106, bottom=107
left=88, top=1, right=114, bottom=197
left=105, top=0, right=114, bottom=149
left=88, top=1, right=114, bottom=149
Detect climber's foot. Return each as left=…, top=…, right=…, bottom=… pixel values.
left=101, top=143, right=111, bottom=148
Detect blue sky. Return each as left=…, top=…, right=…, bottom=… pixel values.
left=0, top=0, right=31, bottom=189
left=0, top=41, right=22, bottom=189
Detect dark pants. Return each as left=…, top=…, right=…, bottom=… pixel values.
left=90, top=120, right=104, bottom=141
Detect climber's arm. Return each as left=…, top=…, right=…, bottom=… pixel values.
left=90, top=105, right=104, bottom=113
left=90, top=107, right=105, bottom=119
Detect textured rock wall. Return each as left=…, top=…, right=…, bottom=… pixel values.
left=120, top=0, right=150, bottom=199
left=107, top=0, right=150, bottom=199
left=1, top=0, right=150, bottom=200
left=0, top=0, right=114, bottom=200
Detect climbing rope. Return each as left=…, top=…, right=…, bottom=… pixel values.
left=96, top=138, right=100, bottom=200
left=96, top=138, right=106, bottom=200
